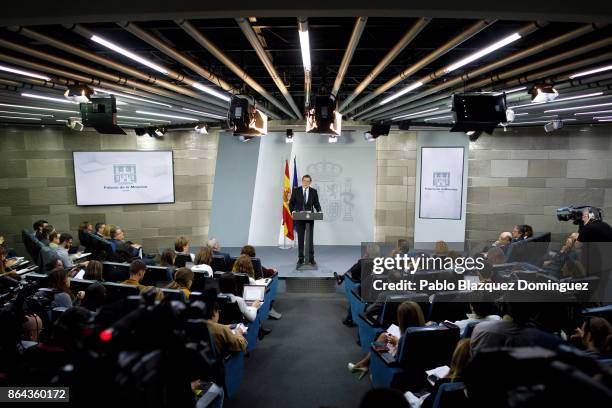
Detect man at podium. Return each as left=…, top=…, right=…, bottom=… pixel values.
left=289, top=174, right=322, bottom=267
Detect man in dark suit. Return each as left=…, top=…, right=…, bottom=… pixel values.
left=289, top=174, right=322, bottom=267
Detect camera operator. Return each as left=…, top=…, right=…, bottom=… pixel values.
left=577, top=207, right=612, bottom=296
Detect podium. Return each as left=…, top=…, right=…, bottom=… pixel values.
left=292, top=211, right=323, bottom=270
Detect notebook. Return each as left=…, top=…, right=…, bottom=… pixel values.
left=242, top=284, right=265, bottom=306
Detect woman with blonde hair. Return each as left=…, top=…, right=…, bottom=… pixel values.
left=421, top=339, right=471, bottom=408
left=192, top=246, right=213, bottom=276
left=232, top=254, right=256, bottom=283
left=348, top=301, right=426, bottom=379
left=166, top=267, right=194, bottom=299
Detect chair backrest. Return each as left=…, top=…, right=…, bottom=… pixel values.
left=174, top=253, right=192, bottom=268
left=25, top=272, right=48, bottom=285
left=90, top=234, right=114, bottom=261
left=506, top=232, right=551, bottom=264
left=211, top=255, right=228, bottom=272
left=102, top=262, right=130, bottom=282
left=70, top=278, right=97, bottom=294
left=142, top=265, right=171, bottom=287
left=397, top=324, right=460, bottom=368
left=216, top=294, right=245, bottom=324
left=583, top=304, right=612, bottom=325
left=160, top=288, right=186, bottom=301
left=233, top=273, right=250, bottom=295
left=191, top=271, right=217, bottom=292
left=432, top=382, right=467, bottom=408
left=102, top=282, right=141, bottom=303
left=429, top=291, right=473, bottom=323
left=379, top=293, right=430, bottom=327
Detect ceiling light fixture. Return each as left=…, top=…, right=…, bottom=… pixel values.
left=0, top=110, right=53, bottom=117
left=569, top=64, right=612, bottom=79
left=0, top=103, right=78, bottom=114
left=191, top=82, right=231, bottom=102
left=392, top=107, right=439, bottom=121
left=0, top=64, right=51, bottom=81
left=424, top=115, right=453, bottom=122
left=21, top=92, right=76, bottom=104
left=444, top=32, right=522, bottom=73
left=117, top=115, right=171, bottom=123
left=134, top=110, right=197, bottom=121
left=574, top=110, right=612, bottom=116
left=182, top=107, right=227, bottom=120
left=0, top=115, right=41, bottom=121
left=379, top=81, right=424, bottom=105
left=298, top=27, right=311, bottom=72
left=544, top=102, right=612, bottom=113
left=494, top=86, right=527, bottom=96
left=90, top=34, right=168, bottom=74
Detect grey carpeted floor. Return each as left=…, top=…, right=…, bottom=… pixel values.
left=225, top=292, right=372, bottom=408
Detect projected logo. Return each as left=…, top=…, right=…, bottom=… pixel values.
left=113, top=164, right=137, bottom=185
left=433, top=172, right=451, bottom=188
left=307, top=159, right=354, bottom=222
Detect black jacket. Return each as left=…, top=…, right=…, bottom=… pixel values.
left=289, top=186, right=322, bottom=213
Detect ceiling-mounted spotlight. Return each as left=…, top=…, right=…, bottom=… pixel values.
left=68, top=117, right=84, bottom=131
left=544, top=120, right=563, bottom=133
left=285, top=128, right=294, bottom=143
left=328, top=135, right=338, bottom=143
left=306, top=96, right=342, bottom=136
left=154, top=127, right=167, bottom=137
left=64, top=84, right=93, bottom=103
left=364, top=123, right=391, bottom=141
left=229, top=96, right=268, bottom=137
left=195, top=124, right=208, bottom=135
left=530, top=84, right=558, bottom=104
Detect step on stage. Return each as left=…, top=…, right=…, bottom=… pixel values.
left=225, top=245, right=361, bottom=293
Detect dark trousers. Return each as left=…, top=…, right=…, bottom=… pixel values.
left=295, top=220, right=314, bottom=262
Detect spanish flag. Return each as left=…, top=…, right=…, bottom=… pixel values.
left=282, top=159, right=295, bottom=240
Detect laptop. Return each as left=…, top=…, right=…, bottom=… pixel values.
left=242, top=284, right=266, bottom=307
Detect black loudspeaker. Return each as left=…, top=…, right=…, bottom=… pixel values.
left=80, top=96, right=125, bottom=135
left=450, top=93, right=507, bottom=134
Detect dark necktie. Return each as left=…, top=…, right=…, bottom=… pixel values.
left=303, top=188, right=307, bottom=210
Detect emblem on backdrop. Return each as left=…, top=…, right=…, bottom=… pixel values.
left=307, top=159, right=354, bottom=222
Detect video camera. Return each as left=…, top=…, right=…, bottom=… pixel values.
left=557, top=206, right=602, bottom=225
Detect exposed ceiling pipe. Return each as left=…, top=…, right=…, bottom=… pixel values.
left=337, top=17, right=430, bottom=112
left=236, top=17, right=302, bottom=119
left=342, top=19, right=495, bottom=115
left=117, top=21, right=237, bottom=96
left=331, top=17, right=367, bottom=100
left=358, top=22, right=606, bottom=120
left=377, top=60, right=612, bottom=123
left=66, top=24, right=230, bottom=108
left=176, top=19, right=295, bottom=119
left=0, top=51, right=229, bottom=117
left=297, top=17, right=311, bottom=109
left=356, top=21, right=548, bottom=120
left=370, top=40, right=612, bottom=121
left=6, top=26, right=227, bottom=110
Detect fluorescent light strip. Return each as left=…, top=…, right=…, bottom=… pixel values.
left=191, top=83, right=231, bottom=102
left=512, top=119, right=577, bottom=125
left=544, top=102, right=612, bottom=113
left=511, top=92, right=605, bottom=109
left=0, top=115, right=41, bottom=121
left=598, top=119, right=612, bottom=122
left=574, top=110, right=612, bottom=116
left=118, top=122, right=151, bottom=126
left=56, top=119, right=67, bottom=122
left=593, top=116, right=612, bottom=120
left=514, top=112, right=529, bottom=116
left=0, top=103, right=78, bottom=114
left=298, top=30, right=312, bottom=72
left=494, top=86, right=527, bottom=96
left=93, top=88, right=172, bottom=108
left=392, top=107, right=439, bottom=121
left=135, top=110, right=197, bottom=121
left=21, top=92, right=76, bottom=104
left=569, top=64, right=612, bottom=79
left=0, top=64, right=51, bottom=81
left=117, top=115, right=171, bottom=123
left=181, top=107, right=226, bottom=120
left=0, top=110, right=53, bottom=117
left=91, top=35, right=168, bottom=75
left=379, top=81, right=424, bottom=105
left=444, top=32, right=521, bottom=73
left=424, top=115, right=453, bottom=121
